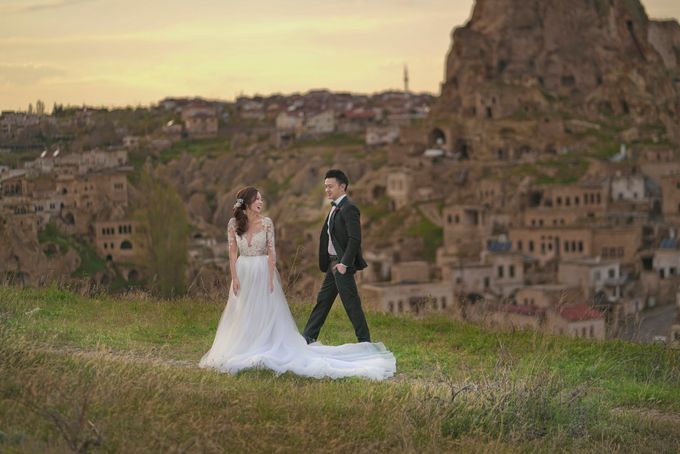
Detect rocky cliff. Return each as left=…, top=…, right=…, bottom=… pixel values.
left=427, top=0, right=680, bottom=158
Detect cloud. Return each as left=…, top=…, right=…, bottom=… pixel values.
left=0, top=0, right=97, bottom=15
left=0, top=64, right=67, bottom=85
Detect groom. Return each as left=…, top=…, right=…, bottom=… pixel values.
left=303, top=169, right=371, bottom=344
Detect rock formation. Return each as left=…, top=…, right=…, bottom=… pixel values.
left=424, top=0, right=680, bottom=160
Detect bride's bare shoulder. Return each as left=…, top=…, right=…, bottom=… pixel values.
left=228, top=217, right=237, bottom=228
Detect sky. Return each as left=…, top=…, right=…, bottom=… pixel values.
left=1, top=0, right=679, bottom=111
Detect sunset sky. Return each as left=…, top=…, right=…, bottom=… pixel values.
left=1, top=0, right=679, bottom=111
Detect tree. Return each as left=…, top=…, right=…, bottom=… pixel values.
left=27, top=103, right=33, bottom=115
left=133, top=167, right=190, bottom=298
left=36, top=100, right=45, bottom=116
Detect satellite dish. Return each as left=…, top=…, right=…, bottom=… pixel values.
left=53, top=149, right=60, bottom=157
left=40, top=150, right=47, bottom=158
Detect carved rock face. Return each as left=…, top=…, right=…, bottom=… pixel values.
left=436, top=0, right=679, bottom=132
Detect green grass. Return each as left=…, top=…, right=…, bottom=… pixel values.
left=1, top=286, right=679, bottom=452
left=407, top=210, right=443, bottom=262
left=362, top=195, right=391, bottom=223
left=37, top=223, right=106, bottom=277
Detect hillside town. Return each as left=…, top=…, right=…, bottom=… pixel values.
left=2, top=0, right=680, bottom=346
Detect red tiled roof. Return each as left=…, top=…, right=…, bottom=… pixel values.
left=343, top=110, right=375, bottom=120
left=558, top=303, right=603, bottom=322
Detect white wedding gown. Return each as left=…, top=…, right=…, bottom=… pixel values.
left=199, top=217, right=396, bottom=380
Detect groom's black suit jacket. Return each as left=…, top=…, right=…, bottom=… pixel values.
left=319, top=197, right=368, bottom=274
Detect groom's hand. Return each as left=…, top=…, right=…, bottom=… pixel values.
left=334, top=263, right=347, bottom=275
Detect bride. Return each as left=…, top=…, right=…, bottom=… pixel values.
left=199, top=187, right=396, bottom=380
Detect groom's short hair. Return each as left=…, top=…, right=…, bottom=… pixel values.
left=325, top=169, right=349, bottom=190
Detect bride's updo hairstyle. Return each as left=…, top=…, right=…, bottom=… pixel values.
left=233, top=186, right=259, bottom=236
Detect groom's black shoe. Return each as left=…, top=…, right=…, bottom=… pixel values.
left=304, top=336, right=316, bottom=344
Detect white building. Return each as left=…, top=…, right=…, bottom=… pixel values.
left=558, top=258, right=625, bottom=303
left=304, top=110, right=335, bottom=136
left=366, top=125, right=400, bottom=146
left=610, top=174, right=649, bottom=201
left=653, top=238, right=680, bottom=279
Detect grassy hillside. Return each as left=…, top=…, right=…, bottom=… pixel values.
left=0, top=286, right=678, bottom=453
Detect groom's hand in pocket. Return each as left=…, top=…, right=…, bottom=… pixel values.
left=334, top=263, right=347, bottom=275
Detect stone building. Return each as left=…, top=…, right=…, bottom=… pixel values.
left=275, top=112, right=304, bottom=146
left=546, top=303, right=606, bottom=340
left=509, top=227, right=593, bottom=265
left=442, top=204, right=490, bottom=258
left=660, top=173, right=680, bottom=221
left=361, top=260, right=452, bottom=315
left=94, top=220, right=146, bottom=280
left=653, top=237, right=680, bottom=279
left=557, top=258, right=625, bottom=303
left=304, top=110, right=335, bottom=136
left=182, top=103, right=218, bottom=138
left=481, top=243, right=526, bottom=297
left=610, top=173, right=651, bottom=202
left=591, top=226, right=642, bottom=266
left=445, top=260, right=492, bottom=295
left=477, top=179, right=508, bottom=209
left=361, top=280, right=453, bottom=315
left=386, top=168, right=413, bottom=210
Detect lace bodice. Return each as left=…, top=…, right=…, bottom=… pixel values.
left=228, top=217, right=276, bottom=258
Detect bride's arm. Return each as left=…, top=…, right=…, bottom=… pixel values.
left=228, top=218, right=240, bottom=295
left=265, top=217, right=276, bottom=292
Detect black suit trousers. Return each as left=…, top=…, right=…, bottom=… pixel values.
left=303, top=259, right=371, bottom=343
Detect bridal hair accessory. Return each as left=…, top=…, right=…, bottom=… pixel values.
left=233, top=198, right=244, bottom=209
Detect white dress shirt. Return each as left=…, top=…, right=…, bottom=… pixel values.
left=327, top=194, right=347, bottom=257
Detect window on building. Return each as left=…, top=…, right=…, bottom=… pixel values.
left=388, top=301, right=394, bottom=313
left=578, top=242, right=583, bottom=252
left=602, top=247, right=608, bottom=258
left=529, top=241, right=534, bottom=252
left=517, top=240, right=523, bottom=251
left=575, top=196, right=580, bottom=205
left=498, top=266, right=504, bottom=278
left=398, top=301, right=403, bottom=313
left=589, top=326, right=594, bottom=338
left=557, top=197, right=562, bottom=206
left=608, top=268, right=615, bottom=278
left=509, top=265, right=515, bottom=278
